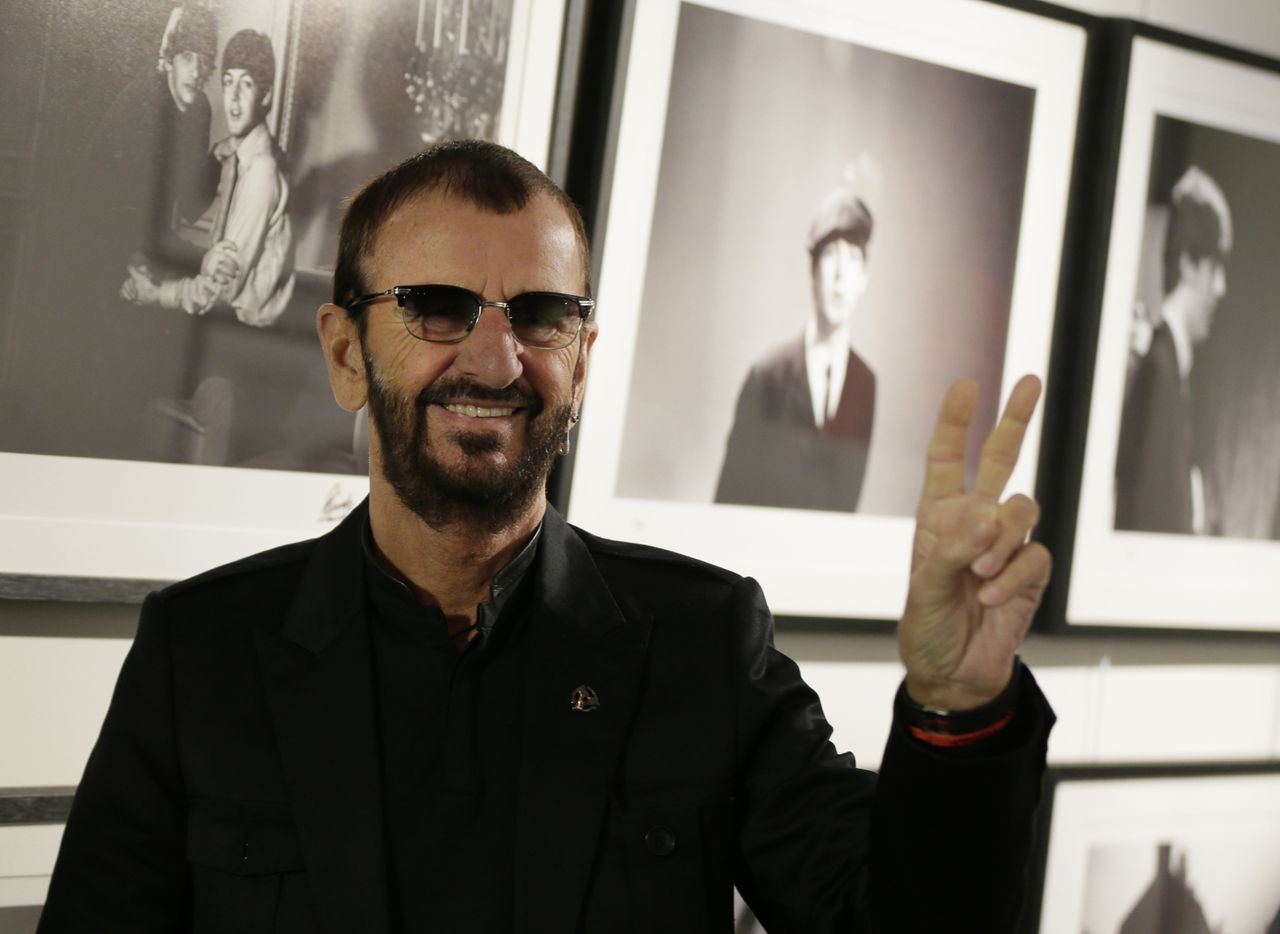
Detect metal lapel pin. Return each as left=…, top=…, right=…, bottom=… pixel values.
left=570, top=684, right=601, bottom=712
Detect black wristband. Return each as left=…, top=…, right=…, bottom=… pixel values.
left=896, top=660, right=1023, bottom=746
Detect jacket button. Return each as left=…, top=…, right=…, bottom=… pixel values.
left=644, top=825, right=677, bottom=857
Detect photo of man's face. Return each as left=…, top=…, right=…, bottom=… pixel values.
left=166, top=49, right=207, bottom=111
left=223, top=68, right=267, bottom=138
left=1181, top=254, right=1227, bottom=345
left=814, top=237, right=868, bottom=334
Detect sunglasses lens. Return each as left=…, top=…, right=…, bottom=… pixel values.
left=391, top=287, right=585, bottom=347
left=399, top=286, right=477, bottom=341
left=508, top=293, right=581, bottom=348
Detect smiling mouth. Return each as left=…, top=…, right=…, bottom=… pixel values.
left=442, top=403, right=518, bottom=418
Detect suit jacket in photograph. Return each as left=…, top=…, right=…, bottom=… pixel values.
left=39, top=500, right=1052, bottom=933
left=1115, top=324, right=1196, bottom=534
left=716, top=336, right=875, bottom=513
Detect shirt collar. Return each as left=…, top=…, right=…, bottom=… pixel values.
left=1161, top=300, right=1194, bottom=382
left=213, top=122, right=272, bottom=165
left=803, top=318, right=850, bottom=427
left=233, top=122, right=272, bottom=164
left=360, top=514, right=542, bottom=641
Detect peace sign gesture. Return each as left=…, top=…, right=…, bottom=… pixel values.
left=898, top=375, right=1051, bottom=712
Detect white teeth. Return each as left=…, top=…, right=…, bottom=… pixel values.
left=443, top=404, right=516, bottom=418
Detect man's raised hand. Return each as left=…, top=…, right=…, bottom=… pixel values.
left=898, top=375, right=1051, bottom=712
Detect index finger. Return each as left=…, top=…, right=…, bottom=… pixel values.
left=921, top=377, right=979, bottom=500
left=972, top=374, right=1041, bottom=501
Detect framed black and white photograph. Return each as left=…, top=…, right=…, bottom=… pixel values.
left=1066, top=35, right=1280, bottom=631
left=0, top=0, right=567, bottom=599
left=565, top=0, right=1085, bottom=620
left=1028, top=765, right=1280, bottom=934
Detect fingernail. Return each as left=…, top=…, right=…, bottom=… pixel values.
left=978, top=583, right=1001, bottom=605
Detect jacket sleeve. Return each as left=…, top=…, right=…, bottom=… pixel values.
left=1114, top=334, right=1190, bottom=533
left=728, top=576, right=1053, bottom=933
left=38, top=593, right=191, bottom=932
left=869, top=667, right=1054, bottom=932
left=221, top=156, right=293, bottom=328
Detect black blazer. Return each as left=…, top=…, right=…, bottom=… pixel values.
left=1115, top=325, right=1195, bottom=534
left=40, top=501, right=1052, bottom=933
left=716, top=337, right=875, bottom=513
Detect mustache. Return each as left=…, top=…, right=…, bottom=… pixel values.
left=416, top=377, right=542, bottom=411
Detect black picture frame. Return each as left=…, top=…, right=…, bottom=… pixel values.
left=1037, top=22, right=1280, bottom=634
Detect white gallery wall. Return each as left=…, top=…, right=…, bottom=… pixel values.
left=1067, top=0, right=1280, bottom=56
left=3, top=0, right=1280, bottom=790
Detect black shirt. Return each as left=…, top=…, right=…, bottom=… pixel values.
left=362, top=520, right=539, bottom=933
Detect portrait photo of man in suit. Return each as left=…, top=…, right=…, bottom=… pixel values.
left=1115, top=165, right=1233, bottom=535
left=39, top=141, right=1056, bottom=933
left=715, top=184, right=876, bottom=513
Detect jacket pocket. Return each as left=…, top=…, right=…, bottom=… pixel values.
left=186, top=799, right=307, bottom=934
left=601, top=794, right=731, bottom=934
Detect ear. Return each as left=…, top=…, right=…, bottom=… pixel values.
left=1178, top=251, right=1210, bottom=285
left=261, top=85, right=273, bottom=109
left=1178, top=251, right=1194, bottom=280
left=317, top=303, right=367, bottom=412
left=571, top=323, right=599, bottom=409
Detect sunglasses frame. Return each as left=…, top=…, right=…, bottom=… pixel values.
left=346, top=284, right=595, bottom=349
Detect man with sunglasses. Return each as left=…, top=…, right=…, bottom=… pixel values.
left=41, top=141, right=1055, bottom=933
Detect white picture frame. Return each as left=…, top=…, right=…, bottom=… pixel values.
left=0, top=0, right=568, bottom=601
left=1066, top=36, right=1280, bottom=631
left=1033, top=765, right=1280, bottom=934
left=566, top=0, right=1085, bottom=619
left=0, top=822, right=63, bottom=930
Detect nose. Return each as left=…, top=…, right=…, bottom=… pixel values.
left=452, top=305, right=524, bottom=388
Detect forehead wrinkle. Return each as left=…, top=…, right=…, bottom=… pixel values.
left=366, top=201, right=450, bottom=289
left=368, top=191, right=584, bottom=296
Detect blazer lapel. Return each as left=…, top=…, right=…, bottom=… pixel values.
left=514, top=508, right=652, bottom=932
left=254, top=502, right=390, bottom=934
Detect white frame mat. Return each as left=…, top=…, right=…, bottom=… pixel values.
left=0, top=0, right=567, bottom=599
left=1035, top=767, right=1280, bottom=934
left=567, top=0, right=1085, bottom=619
left=1068, top=38, right=1280, bottom=630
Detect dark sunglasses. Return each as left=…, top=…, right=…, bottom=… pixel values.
left=346, top=284, right=594, bottom=350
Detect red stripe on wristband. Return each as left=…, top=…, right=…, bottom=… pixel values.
left=908, top=709, right=1015, bottom=748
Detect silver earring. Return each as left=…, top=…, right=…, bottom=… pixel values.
left=558, top=412, right=580, bottom=457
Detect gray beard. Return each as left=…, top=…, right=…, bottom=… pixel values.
left=363, top=351, right=571, bottom=535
